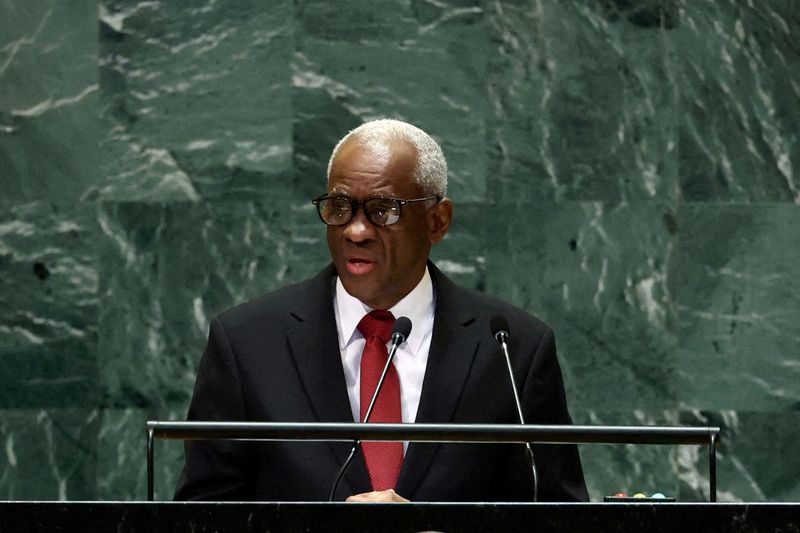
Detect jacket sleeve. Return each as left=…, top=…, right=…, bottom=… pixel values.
left=173, top=317, right=255, bottom=500
left=521, top=325, right=589, bottom=502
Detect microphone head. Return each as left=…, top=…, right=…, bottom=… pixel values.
left=392, top=316, right=412, bottom=344
left=490, top=315, right=510, bottom=342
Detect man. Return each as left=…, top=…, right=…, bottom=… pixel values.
left=175, top=119, right=588, bottom=502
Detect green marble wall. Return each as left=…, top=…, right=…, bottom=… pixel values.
left=1, top=0, right=798, bottom=501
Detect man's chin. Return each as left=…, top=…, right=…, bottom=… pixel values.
left=339, top=275, right=377, bottom=302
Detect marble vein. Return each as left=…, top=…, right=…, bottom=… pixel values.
left=418, top=5, right=483, bottom=35
left=0, top=7, right=52, bottom=76
left=4, top=436, right=16, bottom=468
left=98, top=2, right=159, bottom=34
left=11, top=85, right=99, bottom=118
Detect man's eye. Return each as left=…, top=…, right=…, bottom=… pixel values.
left=321, top=200, right=350, bottom=220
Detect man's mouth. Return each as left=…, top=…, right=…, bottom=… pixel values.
left=346, top=258, right=376, bottom=275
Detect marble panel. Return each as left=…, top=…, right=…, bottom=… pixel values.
left=485, top=201, right=678, bottom=411
left=0, top=409, right=97, bottom=500
left=675, top=1, right=800, bottom=202
left=485, top=0, right=680, bottom=204
left=430, top=203, right=488, bottom=292
left=97, top=407, right=185, bottom=501
left=92, top=0, right=294, bottom=202
left=670, top=204, right=800, bottom=412
left=574, top=410, right=688, bottom=502
left=96, top=201, right=293, bottom=409
left=0, top=0, right=101, bottom=202
left=292, top=0, right=488, bottom=202
left=289, top=199, right=337, bottom=282
left=674, top=410, right=800, bottom=502
left=0, top=202, right=98, bottom=407
left=576, top=408, right=800, bottom=503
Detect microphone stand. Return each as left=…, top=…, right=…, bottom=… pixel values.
left=496, top=330, right=539, bottom=502
left=328, top=330, right=406, bottom=501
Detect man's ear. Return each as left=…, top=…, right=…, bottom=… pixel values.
left=428, top=198, right=453, bottom=244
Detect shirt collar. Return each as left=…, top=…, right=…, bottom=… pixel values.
left=335, top=266, right=434, bottom=356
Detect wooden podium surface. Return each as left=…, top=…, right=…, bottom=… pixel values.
left=1, top=502, right=798, bottom=532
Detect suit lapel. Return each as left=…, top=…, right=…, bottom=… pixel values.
left=396, top=264, right=481, bottom=499
left=284, top=265, right=372, bottom=497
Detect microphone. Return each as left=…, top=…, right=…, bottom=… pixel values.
left=490, top=315, right=510, bottom=344
left=363, top=316, right=412, bottom=421
left=490, top=315, right=539, bottom=502
left=393, top=316, right=412, bottom=344
left=329, top=316, right=413, bottom=501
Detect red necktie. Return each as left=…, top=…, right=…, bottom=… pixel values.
left=358, top=310, right=403, bottom=491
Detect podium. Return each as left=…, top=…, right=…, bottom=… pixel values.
left=1, top=501, right=798, bottom=532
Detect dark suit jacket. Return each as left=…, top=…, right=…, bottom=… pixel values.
left=174, top=263, right=588, bottom=502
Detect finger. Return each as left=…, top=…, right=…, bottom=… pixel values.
left=346, top=490, right=409, bottom=502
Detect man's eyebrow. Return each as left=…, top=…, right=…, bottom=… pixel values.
left=327, top=189, right=398, bottom=199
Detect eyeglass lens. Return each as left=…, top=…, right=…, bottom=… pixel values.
left=317, top=197, right=401, bottom=226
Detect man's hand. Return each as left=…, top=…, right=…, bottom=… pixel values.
left=346, top=489, right=410, bottom=503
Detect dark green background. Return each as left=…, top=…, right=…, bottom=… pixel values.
left=1, top=0, right=798, bottom=501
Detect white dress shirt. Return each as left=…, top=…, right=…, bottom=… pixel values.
left=333, top=267, right=435, bottom=432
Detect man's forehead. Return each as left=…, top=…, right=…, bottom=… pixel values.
left=328, top=174, right=417, bottom=197
left=329, top=137, right=418, bottom=192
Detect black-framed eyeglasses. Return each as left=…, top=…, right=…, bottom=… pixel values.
left=311, top=195, right=441, bottom=227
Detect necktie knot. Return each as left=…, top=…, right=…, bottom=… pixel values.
left=357, top=310, right=395, bottom=345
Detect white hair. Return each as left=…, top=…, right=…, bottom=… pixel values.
left=326, top=119, right=448, bottom=196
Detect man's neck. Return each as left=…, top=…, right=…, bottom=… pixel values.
left=333, top=266, right=434, bottom=351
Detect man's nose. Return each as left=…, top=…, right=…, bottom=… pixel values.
left=342, top=207, right=376, bottom=243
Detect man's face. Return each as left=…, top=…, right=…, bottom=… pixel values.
left=326, top=138, right=451, bottom=310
